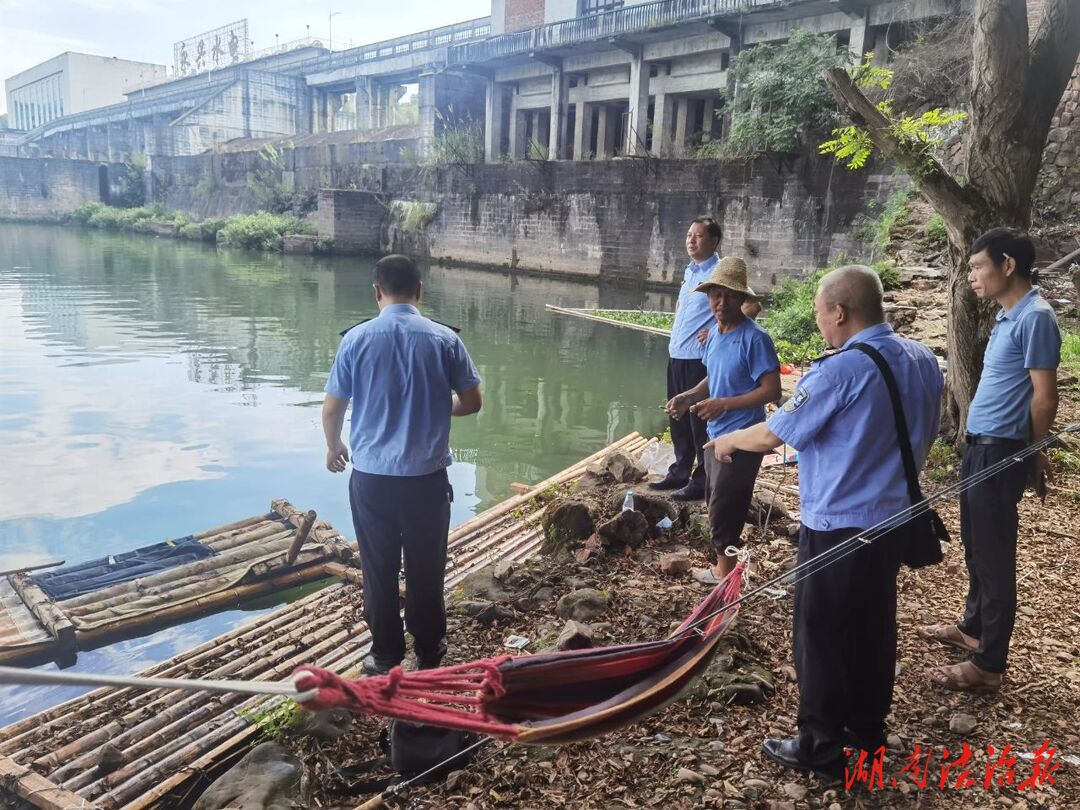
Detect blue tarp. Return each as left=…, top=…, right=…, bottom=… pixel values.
left=31, top=536, right=216, bottom=601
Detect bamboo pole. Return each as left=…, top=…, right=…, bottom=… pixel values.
left=544, top=304, right=672, bottom=336
left=0, top=756, right=88, bottom=810
left=193, top=512, right=274, bottom=540
left=7, top=573, right=74, bottom=653
left=323, top=561, right=363, bottom=585
left=286, top=510, right=317, bottom=565
left=0, top=560, right=63, bottom=577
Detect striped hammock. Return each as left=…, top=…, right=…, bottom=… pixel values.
left=294, top=563, right=743, bottom=745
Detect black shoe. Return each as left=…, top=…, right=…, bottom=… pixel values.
left=843, top=727, right=886, bottom=755
left=648, top=475, right=688, bottom=491
left=761, top=738, right=844, bottom=781
left=361, top=654, right=397, bottom=677
left=670, top=483, right=706, bottom=501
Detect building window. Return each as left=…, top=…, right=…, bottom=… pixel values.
left=580, top=0, right=624, bottom=15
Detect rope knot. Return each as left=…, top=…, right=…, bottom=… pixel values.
left=379, top=666, right=405, bottom=700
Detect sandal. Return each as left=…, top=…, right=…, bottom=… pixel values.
left=927, top=662, right=1001, bottom=694
left=917, top=623, right=979, bottom=653
left=693, top=567, right=721, bottom=586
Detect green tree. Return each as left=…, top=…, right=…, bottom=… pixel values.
left=720, top=29, right=849, bottom=158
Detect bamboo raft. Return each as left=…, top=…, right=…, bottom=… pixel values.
left=0, top=433, right=653, bottom=810
left=0, top=500, right=354, bottom=668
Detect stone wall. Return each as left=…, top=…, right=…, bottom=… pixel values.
left=504, top=0, right=546, bottom=32
left=0, top=156, right=124, bottom=220
left=1037, top=59, right=1080, bottom=219
left=313, top=157, right=906, bottom=289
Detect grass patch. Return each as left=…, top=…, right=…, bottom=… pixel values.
left=591, top=310, right=676, bottom=331
left=69, top=201, right=190, bottom=233
left=923, top=214, right=948, bottom=249
left=218, top=212, right=315, bottom=252
left=925, top=438, right=960, bottom=483
left=1062, top=332, right=1080, bottom=372
left=874, top=188, right=914, bottom=254
left=237, top=700, right=300, bottom=740
left=1049, top=447, right=1080, bottom=473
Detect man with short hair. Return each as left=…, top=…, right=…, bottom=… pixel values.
left=707, top=265, right=943, bottom=778
left=650, top=216, right=723, bottom=502
left=922, top=228, right=1060, bottom=693
left=665, top=257, right=780, bottom=582
left=323, top=254, right=483, bottom=676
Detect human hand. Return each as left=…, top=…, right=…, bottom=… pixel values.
left=665, top=394, right=691, bottom=420
left=691, top=397, right=726, bottom=421
left=696, top=328, right=710, bottom=345
left=704, top=436, right=736, bottom=463
left=1030, top=450, right=1052, bottom=501
left=326, top=440, right=350, bottom=473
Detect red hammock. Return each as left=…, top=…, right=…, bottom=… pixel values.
left=293, top=563, right=743, bottom=745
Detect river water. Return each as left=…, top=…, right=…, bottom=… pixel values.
left=0, top=223, right=674, bottom=725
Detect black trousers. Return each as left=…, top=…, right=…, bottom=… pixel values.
left=704, top=449, right=764, bottom=554
left=349, top=468, right=453, bottom=669
left=666, top=357, right=708, bottom=488
left=957, top=442, right=1030, bottom=674
left=794, top=525, right=901, bottom=765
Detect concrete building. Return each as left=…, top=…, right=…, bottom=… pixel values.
left=5, top=53, right=169, bottom=132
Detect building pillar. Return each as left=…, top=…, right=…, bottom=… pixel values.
left=508, top=92, right=523, bottom=158
left=722, top=30, right=742, bottom=141
left=573, top=100, right=594, bottom=160
left=355, top=78, right=373, bottom=129
left=701, top=96, right=717, bottom=142
left=674, top=97, right=689, bottom=156
left=849, top=12, right=869, bottom=63
left=548, top=66, right=567, bottom=160
left=651, top=93, right=674, bottom=156
left=596, top=105, right=616, bottom=159
left=626, top=52, right=650, bottom=155
left=417, top=72, right=437, bottom=157
left=485, top=78, right=505, bottom=163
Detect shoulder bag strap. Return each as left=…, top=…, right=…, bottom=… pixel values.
left=851, top=342, right=924, bottom=506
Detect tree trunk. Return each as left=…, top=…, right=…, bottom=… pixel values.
left=823, top=0, right=1080, bottom=442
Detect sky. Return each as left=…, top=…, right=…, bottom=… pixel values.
left=0, top=0, right=492, bottom=115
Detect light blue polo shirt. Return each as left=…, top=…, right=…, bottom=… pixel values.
left=966, top=289, right=1061, bottom=441
left=325, top=303, right=482, bottom=477
left=668, top=254, right=719, bottom=360
left=767, top=323, right=943, bottom=531
left=703, top=319, right=780, bottom=440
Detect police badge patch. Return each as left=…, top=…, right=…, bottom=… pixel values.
left=784, top=387, right=810, bottom=413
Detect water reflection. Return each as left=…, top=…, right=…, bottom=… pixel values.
left=0, top=223, right=671, bottom=724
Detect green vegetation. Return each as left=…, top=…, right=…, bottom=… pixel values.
left=237, top=699, right=300, bottom=740
left=1061, top=331, right=1080, bottom=372
left=113, top=154, right=148, bottom=208
left=423, top=108, right=485, bottom=170
left=925, top=438, right=960, bottom=483
left=69, top=202, right=315, bottom=253
left=923, top=213, right=948, bottom=249
left=218, top=211, right=315, bottom=252
left=591, top=310, right=676, bottom=331
left=873, top=188, right=914, bottom=253
left=1049, top=447, right=1080, bottom=473
left=391, top=200, right=438, bottom=232
left=698, top=29, right=848, bottom=160
left=819, top=53, right=967, bottom=175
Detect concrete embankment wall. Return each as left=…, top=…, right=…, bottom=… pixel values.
left=0, top=157, right=126, bottom=220
left=312, top=158, right=905, bottom=289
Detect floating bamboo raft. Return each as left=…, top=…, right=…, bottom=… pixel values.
left=0, top=434, right=653, bottom=810
left=0, top=500, right=353, bottom=668
left=545, top=305, right=674, bottom=336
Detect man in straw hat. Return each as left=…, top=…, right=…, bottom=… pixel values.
left=665, top=256, right=781, bottom=583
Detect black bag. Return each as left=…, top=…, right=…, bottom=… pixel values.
left=386, top=719, right=477, bottom=781
left=853, top=343, right=950, bottom=569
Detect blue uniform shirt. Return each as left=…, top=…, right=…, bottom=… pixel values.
left=325, top=304, right=482, bottom=477
left=966, top=289, right=1060, bottom=441
left=703, top=319, right=780, bottom=440
left=668, top=254, right=719, bottom=360
left=767, top=323, right=943, bottom=531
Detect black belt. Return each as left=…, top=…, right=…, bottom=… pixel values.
left=965, top=434, right=1026, bottom=447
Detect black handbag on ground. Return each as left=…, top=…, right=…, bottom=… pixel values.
left=852, top=343, right=950, bottom=569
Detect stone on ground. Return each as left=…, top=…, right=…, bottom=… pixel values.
left=556, top=619, right=595, bottom=650
left=541, top=499, right=596, bottom=556
left=193, top=742, right=304, bottom=810
left=556, top=588, right=611, bottom=621
left=596, top=509, right=650, bottom=548
left=659, top=551, right=692, bottom=576
left=579, top=451, right=647, bottom=489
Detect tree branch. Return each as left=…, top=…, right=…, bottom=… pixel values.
left=821, top=67, right=984, bottom=229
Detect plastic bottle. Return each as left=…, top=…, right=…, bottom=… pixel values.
left=622, top=490, right=634, bottom=512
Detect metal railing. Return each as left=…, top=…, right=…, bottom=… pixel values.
left=450, top=0, right=791, bottom=63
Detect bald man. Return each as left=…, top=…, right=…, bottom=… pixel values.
left=707, top=265, right=943, bottom=779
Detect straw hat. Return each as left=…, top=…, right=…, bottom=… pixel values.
left=694, top=256, right=758, bottom=299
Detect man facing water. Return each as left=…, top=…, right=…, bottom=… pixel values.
left=322, top=254, right=482, bottom=676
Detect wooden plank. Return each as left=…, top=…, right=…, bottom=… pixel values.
left=0, top=756, right=90, bottom=810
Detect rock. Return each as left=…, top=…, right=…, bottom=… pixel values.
left=659, top=551, right=692, bottom=576
left=457, top=568, right=512, bottom=602
left=556, top=620, right=595, bottom=650
left=574, top=533, right=605, bottom=564
left=742, top=777, right=770, bottom=793
left=541, top=500, right=595, bottom=556
left=1012, top=801, right=1030, bottom=810
left=884, top=303, right=918, bottom=330
left=887, top=733, right=903, bottom=751
left=779, top=665, right=797, bottom=682
left=723, top=682, right=765, bottom=705
left=607, top=490, right=678, bottom=527
left=704, top=788, right=721, bottom=799
left=579, top=451, right=647, bottom=488
left=283, top=234, right=320, bottom=254
left=445, top=769, right=465, bottom=791
left=596, top=509, right=650, bottom=548
left=769, top=802, right=795, bottom=810
left=93, top=742, right=126, bottom=771
left=699, top=762, right=720, bottom=776
left=449, top=600, right=517, bottom=626
left=292, top=708, right=353, bottom=741
left=193, top=742, right=304, bottom=810
left=556, top=588, right=610, bottom=621
left=949, top=712, right=978, bottom=735
left=146, top=222, right=178, bottom=238
left=677, top=767, right=705, bottom=784
left=782, top=782, right=807, bottom=800
left=747, top=491, right=790, bottom=524
left=708, top=741, right=725, bottom=752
